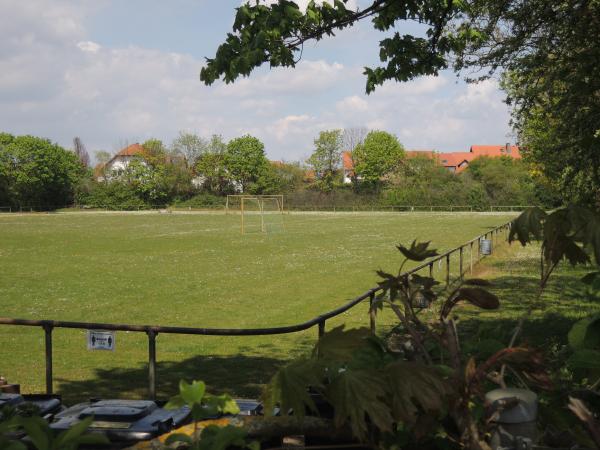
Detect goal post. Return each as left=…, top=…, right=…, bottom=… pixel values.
left=226, top=195, right=285, bottom=234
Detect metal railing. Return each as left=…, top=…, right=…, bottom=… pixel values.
left=0, top=204, right=537, bottom=214
left=0, top=222, right=511, bottom=399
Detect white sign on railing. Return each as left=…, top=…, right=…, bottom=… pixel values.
left=87, top=330, right=115, bottom=351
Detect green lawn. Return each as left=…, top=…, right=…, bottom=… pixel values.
left=0, top=211, right=514, bottom=401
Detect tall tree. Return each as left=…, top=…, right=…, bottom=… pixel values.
left=73, top=137, right=90, bottom=168
left=195, top=135, right=231, bottom=194
left=171, top=131, right=207, bottom=168
left=307, top=129, right=343, bottom=191
left=0, top=134, right=84, bottom=208
left=352, top=130, right=405, bottom=186
left=225, top=134, right=270, bottom=193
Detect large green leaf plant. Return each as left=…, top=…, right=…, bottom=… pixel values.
left=263, top=238, right=549, bottom=450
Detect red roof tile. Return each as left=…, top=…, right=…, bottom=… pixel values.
left=342, top=151, right=354, bottom=170
left=115, top=143, right=146, bottom=157
left=406, top=149, right=437, bottom=159
left=470, top=144, right=521, bottom=159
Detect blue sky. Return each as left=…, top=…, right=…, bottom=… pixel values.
left=0, top=0, right=513, bottom=162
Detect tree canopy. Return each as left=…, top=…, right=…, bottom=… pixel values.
left=202, top=0, right=600, bottom=207
left=0, top=133, right=84, bottom=208
left=225, top=134, right=270, bottom=193
left=307, top=129, right=343, bottom=192
left=353, top=130, right=405, bottom=185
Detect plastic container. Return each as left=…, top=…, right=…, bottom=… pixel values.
left=50, top=399, right=190, bottom=444
left=480, top=239, right=493, bottom=255
left=0, top=393, right=63, bottom=419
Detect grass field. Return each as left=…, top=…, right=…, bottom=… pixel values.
left=0, top=211, right=515, bottom=401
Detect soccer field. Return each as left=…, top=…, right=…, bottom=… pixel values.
left=0, top=211, right=514, bottom=401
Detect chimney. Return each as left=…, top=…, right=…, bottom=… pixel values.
left=505, top=142, right=511, bottom=154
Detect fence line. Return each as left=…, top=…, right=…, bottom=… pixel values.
left=0, top=204, right=536, bottom=213
left=0, top=221, right=511, bottom=399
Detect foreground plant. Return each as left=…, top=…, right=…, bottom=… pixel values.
left=0, top=408, right=108, bottom=450
left=507, top=205, right=600, bottom=446
left=164, top=380, right=259, bottom=450
left=263, top=239, right=550, bottom=450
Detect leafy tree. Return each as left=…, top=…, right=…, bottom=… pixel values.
left=194, top=135, right=231, bottom=194
left=172, top=131, right=207, bottom=168
left=307, top=129, right=343, bottom=192
left=141, top=138, right=169, bottom=167
left=463, top=156, right=538, bottom=206
left=352, top=130, right=405, bottom=186
left=271, top=161, right=306, bottom=193
left=458, top=0, right=600, bottom=208
left=203, top=0, right=599, bottom=207
left=200, top=0, right=459, bottom=93
left=0, top=133, right=84, bottom=208
left=225, top=134, right=270, bottom=193
left=384, top=154, right=466, bottom=206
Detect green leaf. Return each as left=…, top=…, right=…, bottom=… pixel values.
left=20, top=417, right=50, bottom=450
left=204, top=394, right=241, bottom=416
left=164, top=394, right=185, bottom=410
left=397, top=240, right=439, bottom=261
left=312, top=325, right=379, bottom=363
left=581, top=271, right=600, bottom=285
left=324, top=368, right=393, bottom=441
left=509, top=207, right=547, bottom=245
left=179, top=379, right=206, bottom=406
left=52, top=416, right=94, bottom=449
left=568, top=349, right=600, bottom=370
left=263, top=358, right=324, bottom=417
left=385, top=361, right=451, bottom=425
left=410, top=274, right=440, bottom=290
left=568, top=315, right=600, bottom=350
left=72, top=434, right=110, bottom=446
left=0, top=441, right=27, bottom=450
left=543, top=235, right=589, bottom=266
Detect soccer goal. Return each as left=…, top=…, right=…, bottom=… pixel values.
left=226, top=195, right=285, bottom=234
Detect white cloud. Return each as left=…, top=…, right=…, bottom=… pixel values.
left=336, top=95, right=368, bottom=113
left=0, top=0, right=512, bottom=160
left=77, top=41, right=101, bottom=53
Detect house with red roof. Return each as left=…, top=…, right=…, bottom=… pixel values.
left=94, top=143, right=148, bottom=181
left=341, top=143, right=521, bottom=182
left=342, top=151, right=355, bottom=184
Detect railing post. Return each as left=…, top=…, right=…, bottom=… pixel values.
left=147, top=329, right=157, bottom=400
left=318, top=320, right=325, bottom=339
left=470, top=241, right=473, bottom=274
left=446, top=253, right=450, bottom=286
left=459, top=246, right=464, bottom=279
left=369, top=292, right=376, bottom=334
left=43, top=323, right=53, bottom=395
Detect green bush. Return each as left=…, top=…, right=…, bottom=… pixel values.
left=171, top=193, right=226, bottom=208
left=75, top=181, right=149, bottom=210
